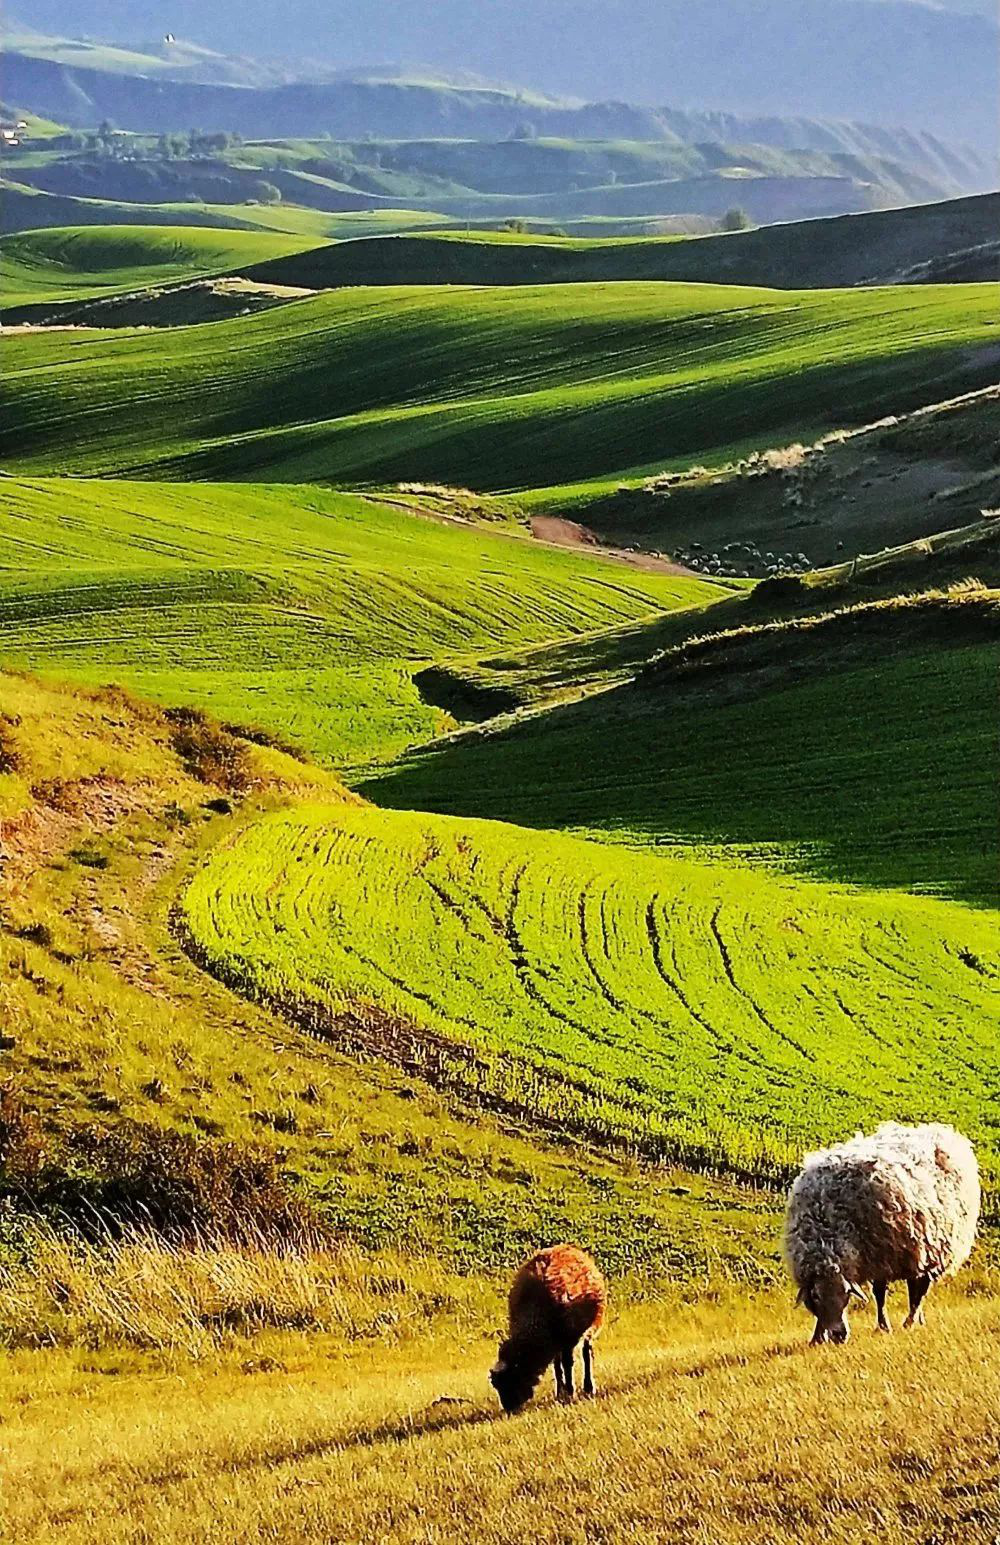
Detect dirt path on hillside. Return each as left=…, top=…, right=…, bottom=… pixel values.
left=365, top=494, right=704, bottom=578
left=529, top=515, right=701, bottom=576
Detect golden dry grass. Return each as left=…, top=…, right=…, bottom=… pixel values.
left=2, top=1259, right=998, bottom=1544
left=0, top=1227, right=497, bottom=1356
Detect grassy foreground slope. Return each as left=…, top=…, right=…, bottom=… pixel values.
left=3, top=281, right=999, bottom=487
left=247, top=192, right=1000, bottom=291
left=0, top=477, right=723, bottom=763
left=0, top=223, right=322, bottom=309
left=183, top=797, right=1000, bottom=1182
left=7, top=1290, right=1000, bottom=1545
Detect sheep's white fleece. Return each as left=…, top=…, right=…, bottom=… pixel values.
left=785, top=1123, right=980, bottom=1288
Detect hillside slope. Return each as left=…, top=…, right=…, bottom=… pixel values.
left=0, top=477, right=723, bottom=764
left=365, top=599, right=1000, bottom=907
left=2, top=669, right=772, bottom=1276
left=0, top=224, right=320, bottom=309
left=4, top=281, right=998, bottom=490
left=581, top=386, right=1000, bottom=563
left=247, top=194, right=1000, bottom=293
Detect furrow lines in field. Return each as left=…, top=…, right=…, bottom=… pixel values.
left=643, top=897, right=724, bottom=1046
left=576, top=880, right=634, bottom=1018
left=181, top=802, right=1000, bottom=1182
left=707, top=904, right=815, bottom=1063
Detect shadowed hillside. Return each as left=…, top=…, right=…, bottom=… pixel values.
left=4, top=280, right=998, bottom=491
left=246, top=194, right=1000, bottom=293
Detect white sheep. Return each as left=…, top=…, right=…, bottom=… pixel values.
left=784, top=1122, right=980, bottom=1344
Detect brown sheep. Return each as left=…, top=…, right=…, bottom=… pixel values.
left=490, top=1244, right=606, bottom=1413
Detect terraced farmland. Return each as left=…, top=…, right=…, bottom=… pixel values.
left=3, top=279, right=998, bottom=489
left=183, top=801, right=1000, bottom=1185
left=0, top=224, right=321, bottom=311
left=0, top=476, right=723, bottom=763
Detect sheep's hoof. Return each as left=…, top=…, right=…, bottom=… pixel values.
left=876, top=1321, right=892, bottom=1334
left=557, top=1391, right=574, bottom=1405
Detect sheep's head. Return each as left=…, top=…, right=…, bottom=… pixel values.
left=489, top=1338, right=542, bottom=1414
left=797, top=1267, right=867, bottom=1345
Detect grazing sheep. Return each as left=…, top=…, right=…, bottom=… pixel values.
left=490, top=1244, right=606, bottom=1413
left=785, top=1122, right=980, bottom=1345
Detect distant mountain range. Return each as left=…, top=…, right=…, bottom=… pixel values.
left=3, top=50, right=994, bottom=204
left=9, top=0, right=999, bottom=150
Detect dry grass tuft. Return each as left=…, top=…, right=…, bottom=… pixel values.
left=0, top=1224, right=493, bottom=1356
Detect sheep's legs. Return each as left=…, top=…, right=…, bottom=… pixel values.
left=553, top=1357, right=566, bottom=1400
left=904, top=1275, right=931, bottom=1329
left=557, top=1346, right=575, bottom=1402
left=873, top=1280, right=892, bottom=1333
left=582, top=1338, right=596, bottom=1397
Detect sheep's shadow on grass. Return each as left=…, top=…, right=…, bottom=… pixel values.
left=196, top=1400, right=506, bottom=1483
left=129, top=1338, right=807, bottom=1494
left=590, top=1336, right=801, bottom=1405
left=229, top=1340, right=806, bottom=1476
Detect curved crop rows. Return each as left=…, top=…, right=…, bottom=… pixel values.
left=183, top=803, right=1000, bottom=1185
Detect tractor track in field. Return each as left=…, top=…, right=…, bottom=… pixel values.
left=643, top=898, right=722, bottom=1045
left=577, top=881, right=632, bottom=1017
left=708, top=904, right=812, bottom=1063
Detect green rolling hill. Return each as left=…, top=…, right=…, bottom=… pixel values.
left=246, top=193, right=1000, bottom=292
left=0, top=181, right=453, bottom=241
left=363, top=601, right=999, bottom=908
left=0, top=224, right=322, bottom=310
left=0, top=476, right=723, bottom=765
left=3, top=278, right=998, bottom=492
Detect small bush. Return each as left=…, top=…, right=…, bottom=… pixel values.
left=221, top=722, right=308, bottom=763
left=0, top=1089, right=316, bottom=1245
left=54, top=1121, right=315, bottom=1242
left=0, top=715, right=21, bottom=774
left=69, top=848, right=109, bottom=869
left=0, top=1085, right=48, bottom=1191
left=164, top=707, right=252, bottom=792
left=15, top=921, right=53, bottom=948
left=753, top=574, right=807, bottom=604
